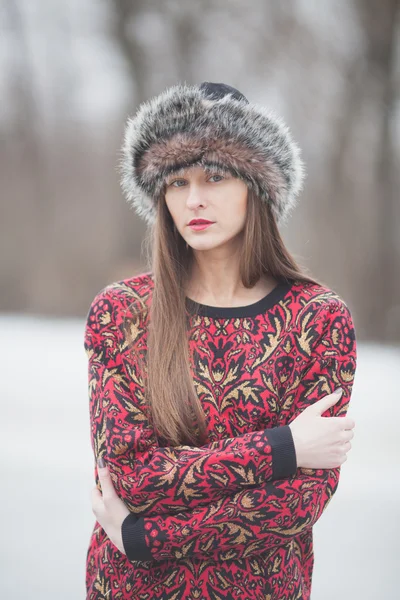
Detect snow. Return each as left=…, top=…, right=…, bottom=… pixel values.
left=1, top=314, right=398, bottom=599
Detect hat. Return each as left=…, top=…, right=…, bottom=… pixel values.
left=120, top=81, right=305, bottom=225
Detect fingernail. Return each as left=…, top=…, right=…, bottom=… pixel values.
left=335, top=387, right=343, bottom=395
left=97, top=457, right=106, bottom=468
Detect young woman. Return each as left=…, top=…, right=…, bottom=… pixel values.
left=84, top=82, right=357, bottom=600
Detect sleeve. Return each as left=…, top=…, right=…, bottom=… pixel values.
left=85, top=287, right=297, bottom=518
left=121, top=298, right=357, bottom=563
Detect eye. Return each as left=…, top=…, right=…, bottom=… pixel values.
left=208, top=174, right=224, bottom=183
left=168, top=179, right=187, bottom=188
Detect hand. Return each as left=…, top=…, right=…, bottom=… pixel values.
left=289, top=388, right=356, bottom=469
left=91, top=457, right=130, bottom=554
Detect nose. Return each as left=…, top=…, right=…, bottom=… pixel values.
left=185, top=183, right=206, bottom=209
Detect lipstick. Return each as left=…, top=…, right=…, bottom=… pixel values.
left=189, top=222, right=214, bottom=231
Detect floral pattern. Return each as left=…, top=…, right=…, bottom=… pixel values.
left=84, top=272, right=357, bottom=599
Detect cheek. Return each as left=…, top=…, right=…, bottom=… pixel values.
left=228, top=182, right=247, bottom=207
left=227, top=192, right=247, bottom=225
left=217, top=209, right=246, bottom=236
left=164, top=195, right=179, bottom=222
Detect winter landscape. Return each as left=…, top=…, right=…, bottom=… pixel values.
left=1, top=315, right=399, bottom=599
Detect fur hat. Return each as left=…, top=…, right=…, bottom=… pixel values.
left=120, top=81, right=305, bottom=226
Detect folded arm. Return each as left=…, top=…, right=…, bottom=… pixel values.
left=85, top=287, right=297, bottom=517
left=120, top=300, right=357, bottom=563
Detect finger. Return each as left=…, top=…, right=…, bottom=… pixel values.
left=91, top=487, right=103, bottom=516
left=96, top=458, right=115, bottom=502
left=312, top=388, right=343, bottom=416
left=333, top=416, right=355, bottom=430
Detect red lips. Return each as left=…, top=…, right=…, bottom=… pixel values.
left=188, top=219, right=214, bottom=225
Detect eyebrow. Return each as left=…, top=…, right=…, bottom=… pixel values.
left=165, top=168, right=192, bottom=182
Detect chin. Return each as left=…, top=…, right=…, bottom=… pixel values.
left=187, top=238, right=212, bottom=249
left=189, top=237, right=229, bottom=252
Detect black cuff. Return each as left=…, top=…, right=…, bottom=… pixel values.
left=121, top=514, right=153, bottom=562
left=267, top=425, right=297, bottom=479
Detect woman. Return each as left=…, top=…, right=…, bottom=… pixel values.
left=85, top=82, right=357, bottom=599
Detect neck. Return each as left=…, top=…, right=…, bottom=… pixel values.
left=186, top=246, right=277, bottom=305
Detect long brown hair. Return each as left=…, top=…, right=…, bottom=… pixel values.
left=124, top=188, right=320, bottom=447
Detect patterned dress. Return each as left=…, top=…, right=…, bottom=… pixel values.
left=84, top=272, right=357, bottom=600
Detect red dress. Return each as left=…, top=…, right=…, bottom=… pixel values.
left=84, top=272, right=357, bottom=599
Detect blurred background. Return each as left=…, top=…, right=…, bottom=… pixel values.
left=1, top=0, right=399, bottom=598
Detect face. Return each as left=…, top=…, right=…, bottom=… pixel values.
left=164, top=165, right=248, bottom=252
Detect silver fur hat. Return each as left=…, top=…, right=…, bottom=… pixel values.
left=120, top=82, right=305, bottom=226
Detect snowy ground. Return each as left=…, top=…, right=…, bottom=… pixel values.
left=1, top=314, right=399, bottom=600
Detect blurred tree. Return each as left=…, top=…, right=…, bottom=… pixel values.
left=109, top=0, right=149, bottom=106
left=324, top=0, right=400, bottom=341
left=358, top=0, right=400, bottom=341
left=1, top=0, right=399, bottom=340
